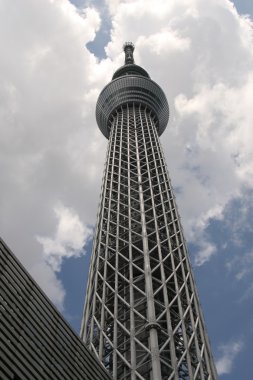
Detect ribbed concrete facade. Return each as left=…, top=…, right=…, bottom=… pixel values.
left=0, top=238, right=112, bottom=380
left=81, top=43, right=217, bottom=380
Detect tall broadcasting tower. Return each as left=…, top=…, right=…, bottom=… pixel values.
left=81, top=43, right=217, bottom=380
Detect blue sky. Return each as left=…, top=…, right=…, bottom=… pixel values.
left=61, top=1, right=253, bottom=377
left=1, top=0, right=253, bottom=378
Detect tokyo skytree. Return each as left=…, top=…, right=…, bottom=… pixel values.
left=80, top=42, right=217, bottom=380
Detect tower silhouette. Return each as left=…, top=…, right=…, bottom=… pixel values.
left=81, top=42, right=217, bottom=380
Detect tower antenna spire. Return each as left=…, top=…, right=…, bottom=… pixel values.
left=123, top=41, right=135, bottom=64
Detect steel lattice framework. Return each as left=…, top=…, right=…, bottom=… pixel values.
left=81, top=43, right=217, bottom=380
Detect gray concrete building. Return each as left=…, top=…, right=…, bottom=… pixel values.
left=0, top=238, right=112, bottom=380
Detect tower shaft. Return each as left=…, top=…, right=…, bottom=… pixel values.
left=81, top=103, right=217, bottom=380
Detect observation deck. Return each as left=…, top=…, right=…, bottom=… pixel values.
left=96, top=43, right=169, bottom=139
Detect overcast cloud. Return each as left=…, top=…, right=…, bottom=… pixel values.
left=1, top=0, right=253, bottom=321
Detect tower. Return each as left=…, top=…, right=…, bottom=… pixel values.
left=81, top=43, right=217, bottom=380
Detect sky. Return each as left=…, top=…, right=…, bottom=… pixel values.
left=0, top=0, right=253, bottom=378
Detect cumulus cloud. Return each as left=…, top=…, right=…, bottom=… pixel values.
left=30, top=261, right=66, bottom=311
left=0, top=0, right=107, bottom=308
left=1, top=0, right=253, bottom=310
left=226, top=243, right=253, bottom=302
left=216, top=339, right=244, bottom=375
left=37, top=203, right=92, bottom=271
left=103, top=0, right=253, bottom=264
left=194, top=240, right=217, bottom=266
left=227, top=249, right=253, bottom=282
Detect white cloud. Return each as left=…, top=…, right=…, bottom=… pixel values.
left=0, top=0, right=106, bottom=308
left=216, top=339, right=244, bottom=375
left=30, top=261, right=66, bottom=311
left=103, top=0, right=253, bottom=265
left=1, top=0, right=253, bottom=309
left=228, top=250, right=253, bottom=281
left=226, top=244, right=253, bottom=301
left=194, top=240, right=217, bottom=266
left=37, top=203, right=92, bottom=271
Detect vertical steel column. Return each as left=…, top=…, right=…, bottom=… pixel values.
left=133, top=104, right=162, bottom=380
